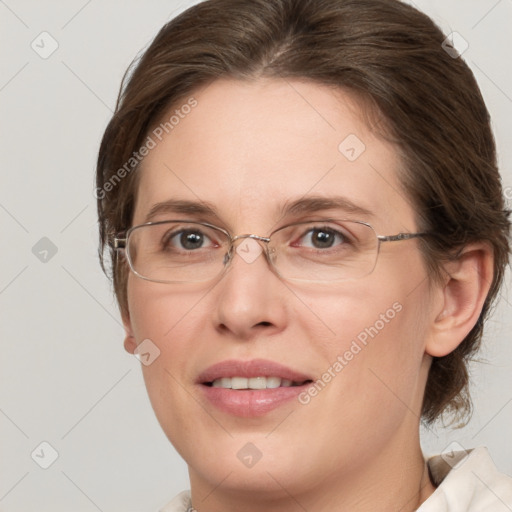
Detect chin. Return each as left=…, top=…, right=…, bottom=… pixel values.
left=191, top=456, right=311, bottom=496
left=183, top=432, right=318, bottom=492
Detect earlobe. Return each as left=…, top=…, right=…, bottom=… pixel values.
left=122, top=312, right=137, bottom=354
left=425, top=243, right=493, bottom=358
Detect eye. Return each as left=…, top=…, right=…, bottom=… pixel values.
left=296, top=225, right=352, bottom=250
left=162, top=228, right=217, bottom=251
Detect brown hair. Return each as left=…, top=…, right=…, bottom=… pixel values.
left=96, top=0, right=510, bottom=426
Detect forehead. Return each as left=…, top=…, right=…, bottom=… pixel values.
left=133, top=78, right=415, bottom=233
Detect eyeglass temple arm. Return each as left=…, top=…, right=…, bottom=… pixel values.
left=377, top=232, right=428, bottom=243
left=112, top=237, right=126, bottom=249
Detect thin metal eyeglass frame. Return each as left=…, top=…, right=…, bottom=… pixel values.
left=112, top=219, right=430, bottom=284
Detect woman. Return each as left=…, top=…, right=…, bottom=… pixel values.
left=96, top=0, right=512, bottom=510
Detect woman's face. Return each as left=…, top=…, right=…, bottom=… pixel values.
left=124, top=78, right=435, bottom=499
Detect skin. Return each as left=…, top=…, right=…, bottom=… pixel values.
left=122, top=78, right=493, bottom=512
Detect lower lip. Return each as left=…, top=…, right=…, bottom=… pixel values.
left=199, top=383, right=311, bottom=417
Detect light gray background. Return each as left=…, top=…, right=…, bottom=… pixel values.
left=1, top=1, right=511, bottom=510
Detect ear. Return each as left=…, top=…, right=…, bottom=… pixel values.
left=122, top=311, right=137, bottom=355
left=425, top=242, right=494, bottom=357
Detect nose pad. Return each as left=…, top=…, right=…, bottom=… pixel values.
left=223, top=246, right=233, bottom=266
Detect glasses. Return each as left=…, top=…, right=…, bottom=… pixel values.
left=113, top=219, right=429, bottom=284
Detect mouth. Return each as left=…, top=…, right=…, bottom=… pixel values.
left=203, top=376, right=313, bottom=389
left=197, top=358, right=314, bottom=387
left=197, top=359, right=315, bottom=417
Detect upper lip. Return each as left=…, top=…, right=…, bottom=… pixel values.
left=197, top=359, right=314, bottom=384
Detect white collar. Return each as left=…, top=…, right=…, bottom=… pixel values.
left=418, top=445, right=512, bottom=511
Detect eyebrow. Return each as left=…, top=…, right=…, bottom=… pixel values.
left=143, top=195, right=374, bottom=224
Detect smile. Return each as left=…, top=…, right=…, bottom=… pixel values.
left=207, top=376, right=310, bottom=389
left=197, top=359, right=315, bottom=416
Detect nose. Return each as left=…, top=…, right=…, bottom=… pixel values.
left=211, top=235, right=288, bottom=340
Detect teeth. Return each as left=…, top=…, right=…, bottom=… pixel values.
left=266, top=376, right=281, bottom=389
left=248, top=377, right=266, bottom=389
left=212, top=377, right=232, bottom=389
left=231, top=377, right=248, bottom=389
left=210, top=376, right=306, bottom=389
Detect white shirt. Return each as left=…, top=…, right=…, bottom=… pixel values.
left=160, top=446, right=512, bottom=511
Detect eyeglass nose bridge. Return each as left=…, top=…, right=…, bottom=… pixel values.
left=231, top=233, right=271, bottom=244
left=224, top=233, right=274, bottom=267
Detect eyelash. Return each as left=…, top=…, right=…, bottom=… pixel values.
left=161, top=225, right=352, bottom=252
left=293, top=227, right=350, bottom=250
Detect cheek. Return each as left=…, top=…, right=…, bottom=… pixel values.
left=126, top=274, right=208, bottom=340
left=126, top=276, right=216, bottom=438
left=296, top=278, right=428, bottom=411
